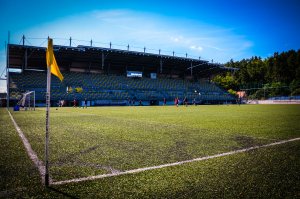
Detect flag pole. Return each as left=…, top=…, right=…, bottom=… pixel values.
left=45, top=48, right=51, bottom=186
left=45, top=37, right=63, bottom=186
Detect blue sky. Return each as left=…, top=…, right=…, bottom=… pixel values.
left=0, top=0, right=300, bottom=92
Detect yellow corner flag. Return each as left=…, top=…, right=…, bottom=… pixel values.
left=46, top=38, right=64, bottom=81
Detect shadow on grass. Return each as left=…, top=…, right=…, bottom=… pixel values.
left=48, top=187, right=79, bottom=199
left=56, top=144, right=101, bottom=164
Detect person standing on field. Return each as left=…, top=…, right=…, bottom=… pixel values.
left=73, top=98, right=77, bottom=108
left=193, top=98, right=196, bottom=106
left=84, top=98, right=87, bottom=108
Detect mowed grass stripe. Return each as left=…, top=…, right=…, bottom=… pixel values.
left=52, top=137, right=300, bottom=185
left=9, top=105, right=300, bottom=181
left=53, top=141, right=300, bottom=199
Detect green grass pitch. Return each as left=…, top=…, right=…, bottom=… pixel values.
left=1, top=104, right=300, bottom=198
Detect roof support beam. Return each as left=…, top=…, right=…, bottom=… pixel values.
left=101, top=52, right=104, bottom=70
left=24, top=48, right=27, bottom=70
left=160, top=58, right=163, bottom=74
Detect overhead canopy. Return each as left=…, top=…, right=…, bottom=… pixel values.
left=8, top=44, right=237, bottom=78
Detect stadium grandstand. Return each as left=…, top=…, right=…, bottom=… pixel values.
left=6, top=39, right=236, bottom=107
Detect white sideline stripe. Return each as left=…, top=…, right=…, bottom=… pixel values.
left=7, top=109, right=52, bottom=184
left=52, top=137, right=300, bottom=185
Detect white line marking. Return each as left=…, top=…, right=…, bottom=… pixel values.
left=7, top=109, right=52, bottom=184
left=52, top=137, right=300, bottom=185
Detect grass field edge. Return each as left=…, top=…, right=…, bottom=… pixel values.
left=7, top=108, right=52, bottom=185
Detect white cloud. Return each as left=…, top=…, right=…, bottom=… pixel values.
left=190, top=45, right=203, bottom=51
left=171, top=37, right=180, bottom=43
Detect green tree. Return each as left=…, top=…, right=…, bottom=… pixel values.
left=214, top=49, right=300, bottom=98
left=213, top=72, right=238, bottom=90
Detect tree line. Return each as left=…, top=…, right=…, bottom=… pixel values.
left=212, top=49, right=300, bottom=99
